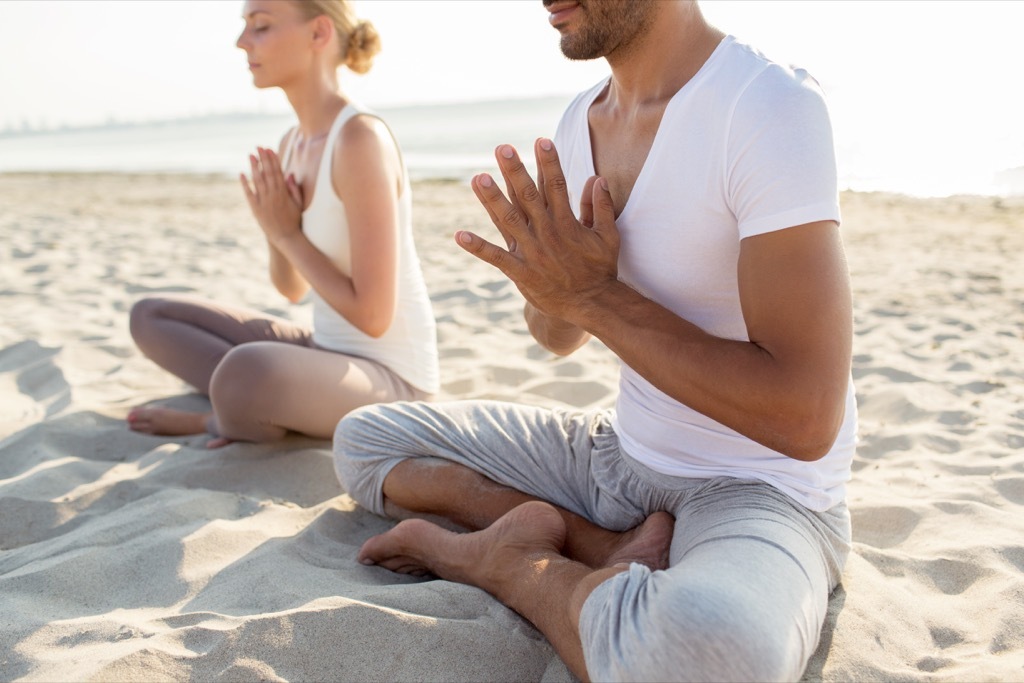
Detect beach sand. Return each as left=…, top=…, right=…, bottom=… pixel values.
left=1, top=172, right=1022, bottom=681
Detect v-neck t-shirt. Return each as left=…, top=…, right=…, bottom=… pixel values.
left=553, top=36, right=855, bottom=511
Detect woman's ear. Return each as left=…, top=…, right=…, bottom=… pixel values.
left=310, top=14, right=335, bottom=50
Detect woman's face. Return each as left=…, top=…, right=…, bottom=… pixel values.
left=236, top=0, right=314, bottom=89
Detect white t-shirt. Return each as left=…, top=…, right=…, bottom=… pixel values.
left=553, top=36, right=857, bottom=511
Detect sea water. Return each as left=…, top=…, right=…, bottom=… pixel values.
left=0, top=97, right=572, bottom=183
left=1, top=95, right=1021, bottom=198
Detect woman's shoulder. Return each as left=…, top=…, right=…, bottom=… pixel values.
left=338, top=112, right=393, bottom=149
left=330, top=111, right=403, bottom=197
left=333, top=113, right=399, bottom=172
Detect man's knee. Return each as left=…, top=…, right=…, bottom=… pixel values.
left=334, top=403, right=387, bottom=453
left=332, top=406, right=380, bottom=481
left=582, top=567, right=804, bottom=682
left=332, top=404, right=399, bottom=513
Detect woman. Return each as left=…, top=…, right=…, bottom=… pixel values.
left=127, top=0, right=439, bottom=448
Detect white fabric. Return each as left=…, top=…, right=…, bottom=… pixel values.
left=287, top=104, right=439, bottom=394
left=553, top=36, right=856, bottom=511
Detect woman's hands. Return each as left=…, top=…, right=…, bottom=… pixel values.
left=240, top=146, right=304, bottom=246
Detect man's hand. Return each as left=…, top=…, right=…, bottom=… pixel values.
left=240, top=146, right=304, bottom=247
left=458, top=138, right=620, bottom=324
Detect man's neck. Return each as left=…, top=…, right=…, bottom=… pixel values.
left=603, top=3, right=725, bottom=110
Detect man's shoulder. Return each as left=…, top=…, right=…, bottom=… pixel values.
left=721, top=37, right=827, bottom=103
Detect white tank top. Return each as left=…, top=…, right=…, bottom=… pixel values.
left=283, top=103, right=439, bottom=394
left=553, top=37, right=856, bottom=511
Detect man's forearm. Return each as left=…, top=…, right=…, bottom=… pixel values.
left=569, top=280, right=848, bottom=461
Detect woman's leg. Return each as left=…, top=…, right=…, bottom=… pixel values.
left=129, top=294, right=313, bottom=393
left=128, top=295, right=315, bottom=438
left=207, top=342, right=424, bottom=443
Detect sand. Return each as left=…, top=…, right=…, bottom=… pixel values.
left=1, top=172, right=1022, bottom=681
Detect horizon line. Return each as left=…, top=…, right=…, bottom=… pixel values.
left=0, top=92, right=579, bottom=140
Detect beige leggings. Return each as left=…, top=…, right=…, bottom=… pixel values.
left=129, top=294, right=428, bottom=442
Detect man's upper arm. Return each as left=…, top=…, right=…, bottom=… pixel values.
left=737, top=219, right=852, bottom=447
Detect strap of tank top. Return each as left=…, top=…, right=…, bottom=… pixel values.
left=318, top=103, right=410, bottom=197
left=280, top=127, right=300, bottom=170
left=314, top=104, right=361, bottom=193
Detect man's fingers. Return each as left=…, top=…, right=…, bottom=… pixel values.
left=495, top=144, right=543, bottom=224
left=534, top=138, right=571, bottom=219
left=591, top=176, right=620, bottom=249
left=536, top=150, right=544, bottom=209
left=504, top=172, right=525, bottom=219
left=454, top=230, right=524, bottom=280
left=472, top=172, right=526, bottom=249
left=578, top=175, right=598, bottom=229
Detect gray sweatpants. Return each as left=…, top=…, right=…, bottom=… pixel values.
left=333, top=400, right=851, bottom=682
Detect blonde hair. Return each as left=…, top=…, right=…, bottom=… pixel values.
left=295, top=0, right=381, bottom=74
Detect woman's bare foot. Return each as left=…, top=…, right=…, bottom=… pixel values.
left=127, top=407, right=210, bottom=437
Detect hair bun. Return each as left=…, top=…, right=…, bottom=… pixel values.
left=345, top=19, right=381, bottom=74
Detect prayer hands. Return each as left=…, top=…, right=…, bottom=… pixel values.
left=240, top=147, right=304, bottom=246
left=460, top=139, right=620, bottom=323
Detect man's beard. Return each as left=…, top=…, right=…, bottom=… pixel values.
left=558, top=1, right=656, bottom=61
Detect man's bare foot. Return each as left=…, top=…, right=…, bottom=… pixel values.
left=358, top=501, right=568, bottom=592
left=127, top=406, right=210, bottom=437
left=561, top=510, right=675, bottom=571
left=360, top=502, right=663, bottom=682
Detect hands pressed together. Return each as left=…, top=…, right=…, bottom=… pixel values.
left=460, top=138, right=622, bottom=324
left=238, top=138, right=622, bottom=327
left=240, top=147, right=304, bottom=246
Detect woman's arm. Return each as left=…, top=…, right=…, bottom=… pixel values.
left=266, top=223, right=311, bottom=303
left=270, top=116, right=401, bottom=338
left=240, top=130, right=310, bottom=303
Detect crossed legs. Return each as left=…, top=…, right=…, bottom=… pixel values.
left=359, top=500, right=644, bottom=681
left=128, top=295, right=420, bottom=444
left=335, top=401, right=851, bottom=682
left=334, top=401, right=674, bottom=680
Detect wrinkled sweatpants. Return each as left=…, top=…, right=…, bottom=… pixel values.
left=334, top=400, right=850, bottom=682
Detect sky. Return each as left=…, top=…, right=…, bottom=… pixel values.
left=1, top=1, right=1022, bottom=193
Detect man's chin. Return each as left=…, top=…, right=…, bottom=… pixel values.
left=559, top=38, right=602, bottom=61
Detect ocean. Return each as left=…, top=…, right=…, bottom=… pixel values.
left=1, top=96, right=1021, bottom=198
left=0, top=97, right=573, bottom=184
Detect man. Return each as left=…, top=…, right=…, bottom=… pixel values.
left=333, top=0, right=856, bottom=680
